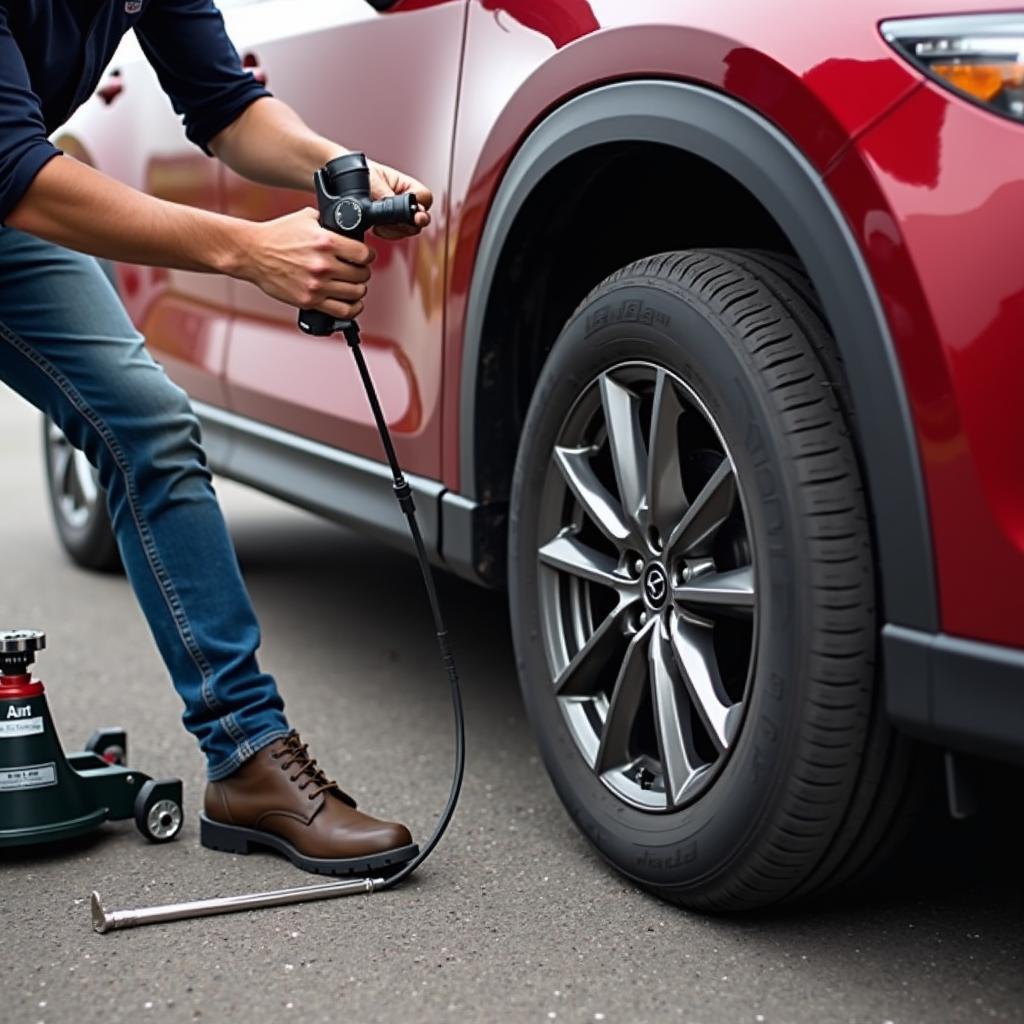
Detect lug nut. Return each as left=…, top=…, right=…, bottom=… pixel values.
left=632, top=556, right=644, bottom=577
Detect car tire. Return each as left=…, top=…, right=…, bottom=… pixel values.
left=509, top=248, right=915, bottom=910
left=42, top=417, right=122, bottom=574
left=718, top=249, right=929, bottom=898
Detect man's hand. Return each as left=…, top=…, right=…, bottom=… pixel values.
left=367, top=160, right=433, bottom=239
left=209, top=98, right=433, bottom=242
left=237, top=208, right=375, bottom=321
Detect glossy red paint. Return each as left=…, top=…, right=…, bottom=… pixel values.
left=439, top=0, right=1024, bottom=649
left=218, top=0, right=463, bottom=477
left=139, top=293, right=232, bottom=408
left=829, top=82, right=1024, bottom=647
left=133, top=152, right=232, bottom=407
left=440, top=0, right=930, bottom=486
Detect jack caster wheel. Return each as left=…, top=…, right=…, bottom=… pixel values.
left=86, top=727, right=127, bottom=766
left=134, top=779, right=184, bottom=844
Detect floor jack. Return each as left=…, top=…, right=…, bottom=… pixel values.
left=0, top=629, right=184, bottom=848
left=89, top=153, right=465, bottom=933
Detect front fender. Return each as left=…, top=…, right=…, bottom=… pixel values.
left=457, top=80, right=937, bottom=632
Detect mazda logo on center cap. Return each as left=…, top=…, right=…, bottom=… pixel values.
left=643, top=564, right=667, bottom=608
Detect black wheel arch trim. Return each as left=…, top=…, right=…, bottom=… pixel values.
left=459, top=78, right=937, bottom=631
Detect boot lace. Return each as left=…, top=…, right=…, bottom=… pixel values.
left=271, top=734, right=337, bottom=801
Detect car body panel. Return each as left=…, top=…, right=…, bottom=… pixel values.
left=830, top=82, right=1024, bottom=648
left=453, top=78, right=941, bottom=630
left=441, top=0, right=1018, bottom=487
left=445, top=0, right=1024, bottom=654
left=218, top=0, right=465, bottom=477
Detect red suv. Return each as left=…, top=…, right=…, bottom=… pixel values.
left=45, top=0, right=1024, bottom=911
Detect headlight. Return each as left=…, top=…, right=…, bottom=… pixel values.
left=882, top=14, right=1024, bottom=123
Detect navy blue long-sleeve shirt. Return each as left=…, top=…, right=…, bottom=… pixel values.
left=0, top=0, right=271, bottom=222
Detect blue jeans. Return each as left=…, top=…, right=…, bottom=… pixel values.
left=0, top=227, right=291, bottom=779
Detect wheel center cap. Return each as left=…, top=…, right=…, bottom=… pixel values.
left=642, top=563, right=668, bottom=609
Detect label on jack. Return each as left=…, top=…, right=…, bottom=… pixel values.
left=0, top=762, right=56, bottom=791
left=0, top=716, right=44, bottom=739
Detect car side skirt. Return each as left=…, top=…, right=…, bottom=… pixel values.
left=194, top=401, right=492, bottom=584
left=884, top=625, right=1024, bottom=764
left=194, top=402, right=444, bottom=565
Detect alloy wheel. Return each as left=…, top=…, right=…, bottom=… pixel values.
left=46, top=421, right=102, bottom=531
left=536, top=362, right=757, bottom=811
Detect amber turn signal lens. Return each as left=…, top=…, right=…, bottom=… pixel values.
left=931, top=62, right=1024, bottom=103
left=882, top=15, right=1024, bottom=123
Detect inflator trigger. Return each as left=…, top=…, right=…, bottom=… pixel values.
left=91, top=153, right=464, bottom=933
left=298, top=153, right=420, bottom=337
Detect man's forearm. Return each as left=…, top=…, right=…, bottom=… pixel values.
left=7, top=154, right=250, bottom=274
left=6, top=149, right=376, bottom=322
left=209, top=96, right=434, bottom=241
left=209, top=96, right=342, bottom=192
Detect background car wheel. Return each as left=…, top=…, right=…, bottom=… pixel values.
left=42, top=418, right=122, bottom=573
left=509, top=248, right=917, bottom=911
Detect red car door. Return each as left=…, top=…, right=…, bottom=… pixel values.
left=218, top=0, right=466, bottom=479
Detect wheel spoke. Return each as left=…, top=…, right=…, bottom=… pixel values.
left=538, top=533, right=625, bottom=591
left=73, top=449, right=98, bottom=505
left=674, top=566, right=755, bottom=618
left=649, top=630, right=702, bottom=804
left=554, top=445, right=632, bottom=546
left=646, top=370, right=688, bottom=539
left=668, top=612, right=737, bottom=752
left=554, top=598, right=635, bottom=697
left=599, top=374, right=647, bottom=532
left=595, top=621, right=654, bottom=774
left=666, top=457, right=736, bottom=557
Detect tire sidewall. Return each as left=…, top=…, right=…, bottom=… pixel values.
left=509, top=278, right=816, bottom=895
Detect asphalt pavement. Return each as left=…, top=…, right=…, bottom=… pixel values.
left=1, top=387, right=1022, bottom=1024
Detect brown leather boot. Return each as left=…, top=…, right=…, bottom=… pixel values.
left=199, top=733, right=416, bottom=876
